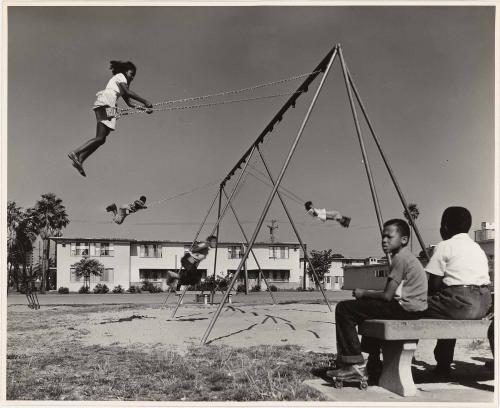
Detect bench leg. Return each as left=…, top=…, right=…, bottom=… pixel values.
left=379, top=340, right=417, bottom=397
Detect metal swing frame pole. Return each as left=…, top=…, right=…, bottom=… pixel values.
left=169, top=188, right=221, bottom=316
left=346, top=68, right=430, bottom=260
left=201, top=47, right=338, bottom=345
left=338, top=46, right=390, bottom=263
left=221, top=187, right=277, bottom=305
left=172, top=148, right=256, bottom=318
left=256, top=146, right=333, bottom=311
left=209, top=145, right=259, bottom=238
left=338, top=46, right=384, bottom=235
left=211, top=187, right=223, bottom=304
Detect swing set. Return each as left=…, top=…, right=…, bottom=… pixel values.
left=157, top=44, right=430, bottom=345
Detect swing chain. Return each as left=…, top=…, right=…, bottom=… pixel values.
left=114, top=69, right=320, bottom=118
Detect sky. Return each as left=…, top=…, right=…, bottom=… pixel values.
left=5, top=5, right=495, bottom=258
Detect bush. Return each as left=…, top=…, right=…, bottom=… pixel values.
left=112, top=285, right=124, bottom=294
left=78, top=285, right=90, bottom=294
left=250, top=284, right=261, bottom=292
left=141, top=280, right=163, bottom=293
left=93, top=283, right=109, bottom=294
left=296, top=287, right=304, bottom=291
left=236, top=283, right=246, bottom=293
left=128, top=285, right=141, bottom=294
left=308, top=287, right=315, bottom=292
left=269, top=285, right=278, bottom=292
left=58, top=287, right=69, bottom=294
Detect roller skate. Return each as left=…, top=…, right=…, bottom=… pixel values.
left=326, top=363, right=369, bottom=390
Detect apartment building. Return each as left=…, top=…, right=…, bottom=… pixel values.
left=52, top=237, right=304, bottom=291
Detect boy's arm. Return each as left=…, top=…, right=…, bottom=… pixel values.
left=353, top=278, right=399, bottom=302
left=427, top=273, right=443, bottom=296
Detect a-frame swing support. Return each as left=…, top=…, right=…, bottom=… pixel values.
left=198, top=44, right=430, bottom=345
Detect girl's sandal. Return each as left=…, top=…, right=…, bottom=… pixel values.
left=68, top=152, right=86, bottom=177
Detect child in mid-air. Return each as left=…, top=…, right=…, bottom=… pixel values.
left=68, top=60, right=153, bottom=177
left=325, top=219, right=427, bottom=384
left=305, top=201, right=351, bottom=228
left=106, top=196, right=147, bottom=225
left=424, top=207, right=492, bottom=377
left=166, top=235, right=218, bottom=291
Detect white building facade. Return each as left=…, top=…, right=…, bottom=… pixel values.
left=52, top=237, right=304, bottom=292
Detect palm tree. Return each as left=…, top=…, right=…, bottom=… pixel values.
left=7, top=201, right=39, bottom=290
left=71, top=258, right=104, bottom=290
left=403, top=203, right=420, bottom=253
left=32, top=193, right=69, bottom=293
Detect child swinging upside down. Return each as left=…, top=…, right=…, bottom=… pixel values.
left=68, top=60, right=153, bottom=177
left=166, top=236, right=218, bottom=291
left=305, top=201, right=351, bottom=228
left=106, top=196, right=147, bottom=225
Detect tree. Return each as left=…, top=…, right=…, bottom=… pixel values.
left=307, top=249, right=339, bottom=286
left=403, top=203, right=420, bottom=253
left=7, top=201, right=39, bottom=291
left=71, top=258, right=104, bottom=290
left=32, top=193, right=69, bottom=293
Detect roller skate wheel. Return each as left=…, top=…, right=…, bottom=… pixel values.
left=359, top=381, right=368, bottom=390
left=333, top=380, right=343, bottom=389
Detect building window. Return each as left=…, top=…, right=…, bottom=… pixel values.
left=228, top=246, right=244, bottom=259
left=140, top=244, right=162, bottom=258
left=70, top=242, right=90, bottom=256
left=99, top=268, right=114, bottom=283
left=269, top=246, right=289, bottom=259
left=375, top=270, right=386, bottom=278
left=89, top=242, right=114, bottom=257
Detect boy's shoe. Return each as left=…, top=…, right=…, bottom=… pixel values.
left=326, top=362, right=367, bottom=380
left=106, top=203, right=117, bottom=213
left=339, top=216, right=351, bottom=228
left=68, top=152, right=86, bottom=177
left=366, top=357, right=383, bottom=384
left=431, top=364, right=452, bottom=379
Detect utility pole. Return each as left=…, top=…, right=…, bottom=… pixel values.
left=267, top=219, right=279, bottom=243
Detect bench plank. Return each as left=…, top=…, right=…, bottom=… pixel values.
left=359, top=319, right=489, bottom=340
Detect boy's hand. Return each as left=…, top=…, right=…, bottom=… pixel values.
left=352, top=288, right=366, bottom=299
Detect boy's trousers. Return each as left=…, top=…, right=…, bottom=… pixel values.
left=335, top=298, right=423, bottom=364
left=423, top=285, right=492, bottom=367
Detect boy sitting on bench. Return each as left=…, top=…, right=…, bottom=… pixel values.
left=424, top=206, right=492, bottom=377
left=325, top=219, right=428, bottom=383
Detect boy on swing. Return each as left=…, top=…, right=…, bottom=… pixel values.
left=166, top=235, right=218, bottom=291
left=305, top=201, right=351, bottom=228
left=106, top=195, right=147, bottom=225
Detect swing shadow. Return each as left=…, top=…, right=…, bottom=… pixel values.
left=411, top=358, right=494, bottom=392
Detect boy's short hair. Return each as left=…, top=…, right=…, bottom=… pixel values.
left=441, top=206, right=471, bottom=235
left=139, top=195, right=146, bottom=202
left=305, top=201, right=313, bottom=210
left=383, top=218, right=410, bottom=239
left=206, top=235, right=217, bottom=242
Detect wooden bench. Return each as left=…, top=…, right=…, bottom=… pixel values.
left=359, top=319, right=490, bottom=397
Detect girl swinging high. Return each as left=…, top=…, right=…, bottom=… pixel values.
left=68, top=60, right=153, bottom=177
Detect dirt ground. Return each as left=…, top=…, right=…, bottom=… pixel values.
left=8, top=299, right=494, bottom=366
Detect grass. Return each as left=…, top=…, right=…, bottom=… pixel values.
left=7, top=304, right=329, bottom=401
